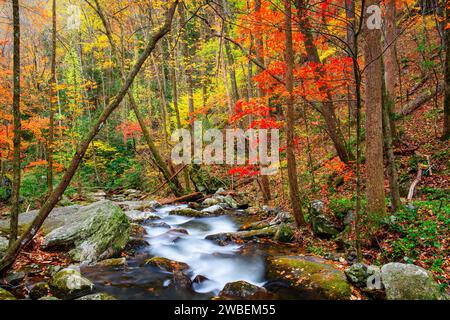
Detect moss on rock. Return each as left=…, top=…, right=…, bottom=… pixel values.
left=0, top=288, right=16, bottom=300
left=145, top=257, right=189, bottom=272
left=266, top=256, right=352, bottom=300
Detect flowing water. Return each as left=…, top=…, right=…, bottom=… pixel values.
left=82, top=204, right=267, bottom=300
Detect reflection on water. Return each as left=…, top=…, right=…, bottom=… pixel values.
left=82, top=204, right=266, bottom=300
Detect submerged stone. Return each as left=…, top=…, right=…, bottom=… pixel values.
left=145, top=257, right=189, bottom=272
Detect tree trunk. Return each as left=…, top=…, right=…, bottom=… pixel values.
left=284, top=0, right=305, bottom=227
left=364, top=0, right=386, bottom=221
left=382, top=62, right=401, bottom=212
left=9, top=0, right=21, bottom=247
left=0, top=1, right=179, bottom=273
left=47, top=0, right=56, bottom=195
left=384, top=0, right=398, bottom=140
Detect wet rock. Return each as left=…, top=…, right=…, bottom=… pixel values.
left=273, top=223, right=294, bottom=243
left=187, top=202, right=202, bottom=210
left=266, top=255, right=352, bottom=300
left=206, top=227, right=277, bottom=245
left=42, top=200, right=130, bottom=265
left=125, top=237, right=150, bottom=253
left=0, top=287, right=16, bottom=300
left=166, top=228, right=189, bottom=235
left=381, top=263, right=449, bottom=300
left=169, top=207, right=206, bottom=217
left=219, top=281, right=268, bottom=299
left=169, top=271, right=193, bottom=290
left=144, top=257, right=189, bottom=272
left=49, top=268, right=94, bottom=299
left=77, top=293, right=117, bottom=300
left=135, top=200, right=161, bottom=211
left=201, top=205, right=225, bottom=215
left=146, top=221, right=171, bottom=229
left=193, top=275, right=209, bottom=284
left=130, top=223, right=147, bottom=237
left=95, top=257, right=127, bottom=268
left=29, top=282, right=50, bottom=300
left=242, top=212, right=293, bottom=231
left=125, top=210, right=159, bottom=223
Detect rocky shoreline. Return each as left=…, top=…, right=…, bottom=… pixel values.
left=0, top=189, right=448, bottom=300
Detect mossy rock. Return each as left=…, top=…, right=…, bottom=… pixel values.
left=29, top=282, right=50, bottom=300
left=381, top=263, right=449, bottom=300
left=206, top=227, right=277, bottom=245
left=76, top=293, right=117, bottom=300
left=266, top=256, right=352, bottom=300
left=145, top=257, right=189, bottom=272
left=274, top=223, right=294, bottom=243
left=169, top=208, right=207, bottom=217
left=48, top=268, right=94, bottom=299
left=38, top=296, right=60, bottom=300
left=0, top=288, right=16, bottom=300
left=42, top=201, right=130, bottom=264
left=95, top=257, right=127, bottom=268
left=219, top=281, right=270, bottom=299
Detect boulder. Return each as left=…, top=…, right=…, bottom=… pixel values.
left=125, top=210, right=159, bottom=223
left=145, top=257, right=189, bottom=272
left=266, top=256, right=352, bottom=300
left=42, top=201, right=130, bottom=265
left=29, top=282, right=50, bottom=300
left=381, top=263, right=449, bottom=300
left=48, top=268, right=94, bottom=299
left=0, top=205, right=82, bottom=236
left=219, top=281, right=269, bottom=299
left=95, top=257, right=127, bottom=268
left=201, top=205, right=225, bottom=215
left=169, top=271, right=193, bottom=290
left=202, top=197, right=221, bottom=206
left=273, top=223, right=294, bottom=243
left=206, top=227, right=277, bottom=245
left=0, top=288, right=16, bottom=300
left=223, top=195, right=238, bottom=209
left=309, top=202, right=342, bottom=239
left=169, top=207, right=206, bottom=217
left=77, top=293, right=117, bottom=300
left=345, top=263, right=370, bottom=288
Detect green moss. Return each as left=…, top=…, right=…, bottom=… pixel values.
left=0, top=288, right=16, bottom=300
left=267, top=256, right=352, bottom=300
left=145, top=257, right=189, bottom=272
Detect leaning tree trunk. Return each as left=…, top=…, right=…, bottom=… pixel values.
left=9, top=0, right=21, bottom=247
left=47, top=0, right=56, bottom=195
left=0, top=1, right=179, bottom=274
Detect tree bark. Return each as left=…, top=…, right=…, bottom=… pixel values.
left=47, top=0, right=56, bottom=195
left=382, top=62, right=401, bottom=212
left=284, top=0, right=306, bottom=227
left=9, top=0, right=21, bottom=247
left=0, top=1, right=179, bottom=273
left=364, top=0, right=386, bottom=221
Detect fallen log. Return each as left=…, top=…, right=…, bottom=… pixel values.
left=160, top=192, right=203, bottom=205
left=398, top=82, right=444, bottom=117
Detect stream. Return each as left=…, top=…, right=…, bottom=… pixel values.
left=82, top=204, right=267, bottom=300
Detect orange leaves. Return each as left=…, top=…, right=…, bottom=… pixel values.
left=116, top=120, right=143, bottom=143
left=324, top=157, right=354, bottom=183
